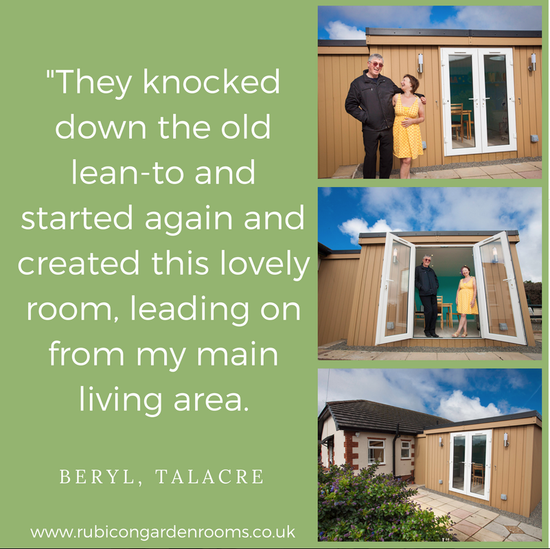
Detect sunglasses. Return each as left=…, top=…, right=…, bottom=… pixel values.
left=370, top=62, right=384, bottom=68
left=424, top=259, right=431, bottom=262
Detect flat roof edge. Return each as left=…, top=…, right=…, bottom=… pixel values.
left=365, top=28, right=541, bottom=38
left=358, top=230, right=519, bottom=239
left=423, top=410, right=541, bottom=431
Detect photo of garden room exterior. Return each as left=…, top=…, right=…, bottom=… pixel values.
left=318, top=230, right=537, bottom=354
left=318, top=28, right=542, bottom=178
left=319, top=399, right=542, bottom=519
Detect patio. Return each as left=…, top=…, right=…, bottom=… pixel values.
left=410, top=486, right=543, bottom=542
left=331, top=158, right=542, bottom=179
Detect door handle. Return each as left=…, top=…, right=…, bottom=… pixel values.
left=503, top=278, right=514, bottom=282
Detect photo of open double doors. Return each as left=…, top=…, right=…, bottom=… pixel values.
left=375, top=231, right=527, bottom=346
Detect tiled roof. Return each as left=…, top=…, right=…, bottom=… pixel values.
left=323, top=400, right=453, bottom=435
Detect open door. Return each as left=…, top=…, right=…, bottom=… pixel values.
left=375, top=233, right=415, bottom=345
left=473, top=231, right=527, bottom=345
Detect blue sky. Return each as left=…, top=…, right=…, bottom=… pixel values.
left=318, top=6, right=542, bottom=39
left=318, top=369, right=542, bottom=420
left=318, top=187, right=542, bottom=281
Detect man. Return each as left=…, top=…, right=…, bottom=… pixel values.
left=415, top=254, right=439, bottom=338
left=345, top=53, right=425, bottom=179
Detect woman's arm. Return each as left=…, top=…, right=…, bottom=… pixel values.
left=392, top=94, right=398, bottom=107
left=401, top=102, right=425, bottom=127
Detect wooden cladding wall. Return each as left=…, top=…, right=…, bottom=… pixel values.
left=347, top=244, right=385, bottom=346
left=318, top=45, right=542, bottom=178
left=318, top=257, right=360, bottom=346
left=424, top=425, right=541, bottom=517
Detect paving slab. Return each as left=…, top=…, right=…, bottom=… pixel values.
left=460, top=503, right=490, bottom=518
left=427, top=169, right=460, bottom=179
left=436, top=497, right=462, bottom=506
left=493, top=515, right=520, bottom=527
left=453, top=502, right=481, bottom=513
left=410, top=172, right=429, bottom=179
left=507, top=533, right=540, bottom=542
left=331, top=165, right=358, bottom=179
left=531, top=161, right=543, bottom=169
left=465, top=513, right=492, bottom=528
left=450, top=529, right=470, bottom=542
left=436, top=352, right=465, bottom=360
left=346, top=351, right=379, bottom=360
left=464, top=352, right=500, bottom=361
left=517, top=170, right=542, bottom=179
left=479, top=165, right=515, bottom=175
left=452, top=520, right=481, bottom=537
left=373, top=352, right=410, bottom=360
left=492, top=351, right=531, bottom=361
left=518, top=523, right=543, bottom=539
left=473, top=508, right=499, bottom=520
left=462, top=175, right=493, bottom=179
left=489, top=173, right=524, bottom=179
left=520, top=353, right=541, bottom=360
left=484, top=521, right=511, bottom=538
left=449, top=508, right=473, bottom=520
left=471, top=528, right=506, bottom=542
left=318, top=351, right=353, bottom=360
left=438, top=503, right=459, bottom=513
left=405, top=352, right=437, bottom=360
left=502, top=162, right=539, bottom=172
left=454, top=167, right=488, bottom=178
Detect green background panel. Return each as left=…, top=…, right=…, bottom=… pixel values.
left=0, top=1, right=546, bottom=547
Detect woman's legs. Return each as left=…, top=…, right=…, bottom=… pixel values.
left=400, top=157, right=412, bottom=179
left=457, top=314, right=468, bottom=335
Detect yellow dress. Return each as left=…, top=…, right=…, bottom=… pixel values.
left=457, top=277, right=478, bottom=315
left=393, top=94, right=424, bottom=159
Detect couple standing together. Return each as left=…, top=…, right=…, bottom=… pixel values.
left=416, top=255, right=478, bottom=339
left=345, top=54, right=426, bottom=179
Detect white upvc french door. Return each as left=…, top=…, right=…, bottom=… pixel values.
left=449, top=430, right=492, bottom=501
left=375, top=233, right=415, bottom=345
left=442, top=48, right=517, bottom=156
left=473, top=231, right=527, bottom=345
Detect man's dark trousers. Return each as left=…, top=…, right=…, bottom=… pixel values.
left=420, top=294, right=438, bottom=335
left=363, top=128, right=393, bottom=179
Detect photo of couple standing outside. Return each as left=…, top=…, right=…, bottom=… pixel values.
left=345, top=53, right=425, bottom=179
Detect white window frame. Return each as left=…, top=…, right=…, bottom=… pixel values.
left=400, top=440, right=411, bottom=460
left=368, top=439, right=386, bottom=465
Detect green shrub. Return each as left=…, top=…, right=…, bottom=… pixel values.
left=318, top=462, right=452, bottom=542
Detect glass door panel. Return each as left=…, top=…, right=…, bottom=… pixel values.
left=470, top=435, right=487, bottom=496
left=376, top=234, right=415, bottom=345
left=452, top=436, right=466, bottom=491
left=473, top=232, right=526, bottom=345
left=483, top=55, right=509, bottom=146
left=449, top=55, right=477, bottom=150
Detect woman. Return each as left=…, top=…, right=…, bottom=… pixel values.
left=453, top=265, right=478, bottom=337
left=392, top=74, right=425, bottom=179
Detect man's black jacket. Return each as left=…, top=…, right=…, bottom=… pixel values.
left=345, top=70, right=423, bottom=132
left=415, top=265, right=439, bottom=296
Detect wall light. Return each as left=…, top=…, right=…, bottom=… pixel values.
left=439, top=436, right=443, bottom=447
left=393, top=248, right=398, bottom=264
left=529, top=53, right=536, bottom=72
left=492, top=247, right=498, bottom=263
left=418, top=53, right=424, bottom=74
left=504, top=432, right=509, bottom=447
left=355, top=432, right=361, bottom=438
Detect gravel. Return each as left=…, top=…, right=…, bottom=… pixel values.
left=325, top=339, right=541, bottom=355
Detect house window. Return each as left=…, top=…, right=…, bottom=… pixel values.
left=368, top=439, right=385, bottom=464
left=401, top=440, right=411, bottom=460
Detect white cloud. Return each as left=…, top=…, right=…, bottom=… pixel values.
left=338, top=217, right=399, bottom=245
left=439, top=6, right=542, bottom=30
left=326, top=6, right=434, bottom=30
left=321, top=187, right=332, bottom=197
left=325, top=21, right=365, bottom=40
left=436, top=390, right=501, bottom=422
left=358, top=187, right=542, bottom=281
